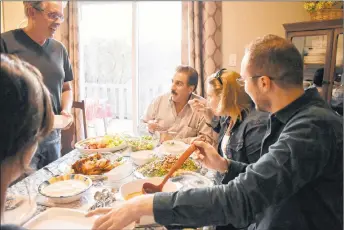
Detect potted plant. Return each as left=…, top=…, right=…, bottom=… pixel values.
left=304, top=1, right=343, bottom=21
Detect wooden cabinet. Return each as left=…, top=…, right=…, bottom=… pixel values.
left=283, top=19, right=343, bottom=112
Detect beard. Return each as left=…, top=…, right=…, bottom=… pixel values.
left=254, top=96, right=271, bottom=112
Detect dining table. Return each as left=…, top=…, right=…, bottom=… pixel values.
left=6, top=146, right=221, bottom=230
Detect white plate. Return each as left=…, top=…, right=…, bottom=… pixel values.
left=53, top=115, right=72, bottom=129
left=3, top=195, right=37, bottom=226
left=23, top=208, right=135, bottom=230
left=75, top=136, right=127, bottom=154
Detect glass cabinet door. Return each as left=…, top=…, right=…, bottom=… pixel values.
left=292, top=35, right=328, bottom=97
left=331, top=33, right=343, bottom=115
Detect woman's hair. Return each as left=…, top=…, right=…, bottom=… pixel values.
left=0, top=54, right=54, bottom=167
left=207, top=70, right=252, bottom=127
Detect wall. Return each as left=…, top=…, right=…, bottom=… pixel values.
left=2, top=1, right=25, bottom=32
left=222, top=2, right=310, bottom=72
left=0, top=2, right=3, bottom=33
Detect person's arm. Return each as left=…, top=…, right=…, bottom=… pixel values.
left=142, top=96, right=163, bottom=133
left=60, top=47, right=74, bottom=128
left=61, top=46, right=74, bottom=113
left=153, top=117, right=336, bottom=228
left=61, top=81, right=73, bottom=113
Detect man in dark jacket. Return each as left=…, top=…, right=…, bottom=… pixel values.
left=87, top=35, right=343, bottom=230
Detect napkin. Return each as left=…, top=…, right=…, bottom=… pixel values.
left=53, top=115, right=72, bottom=129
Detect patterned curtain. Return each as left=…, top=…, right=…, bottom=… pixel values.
left=182, top=1, right=222, bottom=97
left=58, top=1, right=84, bottom=142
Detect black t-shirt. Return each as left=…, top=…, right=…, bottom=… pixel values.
left=0, top=224, right=26, bottom=230
left=0, top=29, right=73, bottom=115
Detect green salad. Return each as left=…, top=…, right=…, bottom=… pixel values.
left=137, top=155, right=199, bottom=177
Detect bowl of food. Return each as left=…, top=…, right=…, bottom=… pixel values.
left=130, top=150, right=155, bottom=166
left=75, top=135, right=127, bottom=154
left=134, top=155, right=200, bottom=178
left=104, top=161, right=134, bottom=182
left=120, top=177, right=177, bottom=200
left=38, top=174, right=92, bottom=204
left=159, top=140, right=188, bottom=155
left=119, top=177, right=178, bottom=226
left=127, top=136, right=158, bottom=152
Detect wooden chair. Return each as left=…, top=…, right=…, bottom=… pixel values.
left=72, top=100, right=88, bottom=139
left=61, top=100, right=87, bottom=155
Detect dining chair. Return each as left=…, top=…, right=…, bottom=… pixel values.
left=61, top=100, right=87, bottom=156
left=72, top=100, right=88, bottom=139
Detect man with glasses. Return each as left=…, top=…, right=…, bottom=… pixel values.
left=87, top=35, right=342, bottom=230
left=0, top=1, right=73, bottom=170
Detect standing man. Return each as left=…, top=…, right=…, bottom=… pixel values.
left=1, top=1, right=74, bottom=169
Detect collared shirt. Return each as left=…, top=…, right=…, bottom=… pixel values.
left=153, top=88, right=343, bottom=230
left=142, top=92, right=216, bottom=145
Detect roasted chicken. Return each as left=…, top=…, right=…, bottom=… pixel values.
left=71, top=153, right=120, bottom=175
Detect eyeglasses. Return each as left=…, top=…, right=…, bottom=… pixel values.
left=214, top=68, right=227, bottom=85
left=32, top=6, right=64, bottom=22
left=236, top=75, right=275, bottom=85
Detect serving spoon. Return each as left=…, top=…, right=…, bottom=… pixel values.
left=142, top=144, right=197, bottom=194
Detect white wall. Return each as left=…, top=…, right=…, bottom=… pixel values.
left=2, top=1, right=25, bottom=32
left=222, top=2, right=310, bottom=72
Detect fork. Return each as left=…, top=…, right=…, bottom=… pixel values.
left=5, top=198, right=24, bottom=211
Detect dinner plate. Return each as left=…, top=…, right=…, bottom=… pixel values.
left=134, top=155, right=201, bottom=179
left=75, top=135, right=127, bottom=154
left=170, top=171, right=214, bottom=190
left=23, top=208, right=135, bottom=230
left=3, top=195, right=37, bottom=226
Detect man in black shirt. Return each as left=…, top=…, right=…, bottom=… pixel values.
left=0, top=1, right=73, bottom=169
left=87, top=35, right=343, bottom=230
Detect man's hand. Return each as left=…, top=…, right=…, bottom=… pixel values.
left=188, top=98, right=208, bottom=112
left=61, top=110, right=74, bottom=130
left=147, top=119, right=160, bottom=133
left=86, top=195, right=154, bottom=230
left=193, top=141, right=229, bottom=173
left=190, top=135, right=206, bottom=143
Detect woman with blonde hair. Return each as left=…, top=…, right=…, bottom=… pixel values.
left=190, top=69, right=268, bottom=229
left=190, top=68, right=268, bottom=179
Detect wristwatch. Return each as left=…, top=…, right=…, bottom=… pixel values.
left=219, top=158, right=230, bottom=177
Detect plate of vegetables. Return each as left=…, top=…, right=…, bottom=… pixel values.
left=75, top=135, right=127, bottom=154
left=127, top=135, right=159, bottom=152
left=134, top=155, right=200, bottom=178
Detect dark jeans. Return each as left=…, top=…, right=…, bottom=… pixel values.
left=30, top=131, right=61, bottom=170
